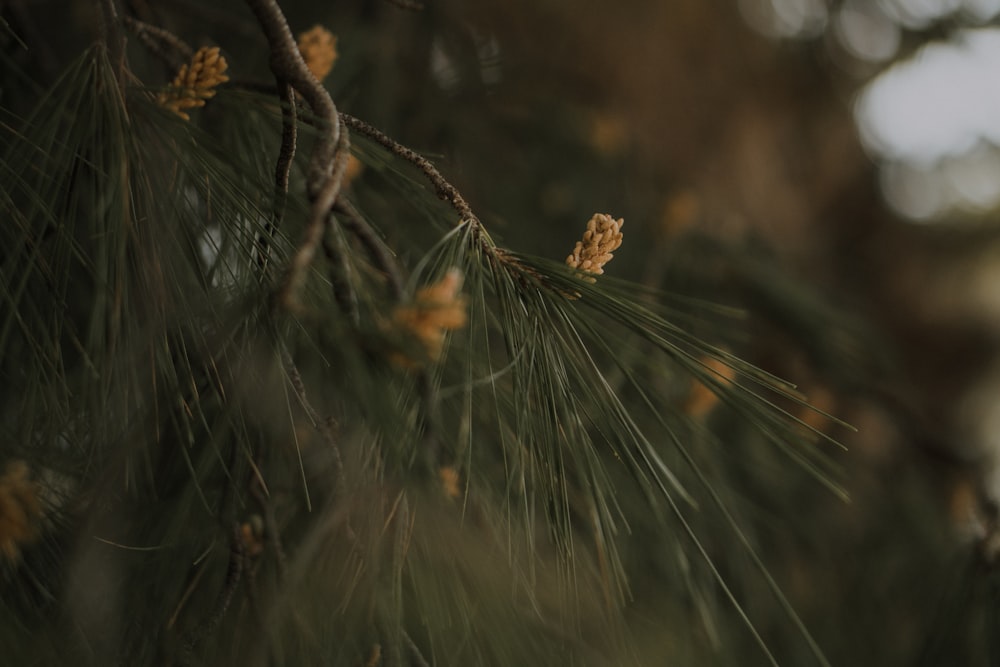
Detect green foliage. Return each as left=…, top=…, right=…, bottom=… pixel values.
left=0, top=5, right=889, bottom=666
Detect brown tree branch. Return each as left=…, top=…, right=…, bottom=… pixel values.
left=276, top=116, right=350, bottom=309
left=340, top=113, right=479, bottom=230
left=122, top=15, right=192, bottom=70
left=333, top=199, right=406, bottom=302
left=256, top=82, right=297, bottom=277
left=243, top=0, right=348, bottom=308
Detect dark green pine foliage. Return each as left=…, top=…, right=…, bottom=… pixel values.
left=0, top=3, right=889, bottom=666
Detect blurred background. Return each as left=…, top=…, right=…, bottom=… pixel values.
left=7, top=0, right=1000, bottom=663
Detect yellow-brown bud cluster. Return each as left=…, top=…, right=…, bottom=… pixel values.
left=158, top=46, right=230, bottom=120
left=298, top=26, right=338, bottom=82
left=393, top=269, right=467, bottom=364
left=0, top=460, right=42, bottom=562
left=565, top=213, right=624, bottom=276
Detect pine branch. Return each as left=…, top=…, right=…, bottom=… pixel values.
left=122, top=15, right=193, bottom=69
left=255, top=82, right=297, bottom=277
left=279, top=342, right=346, bottom=498
left=243, top=0, right=349, bottom=309
left=277, top=116, right=350, bottom=309
left=333, top=199, right=406, bottom=301
left=178, top=526, right=245, bottom=665
left=340, top=113, right=485, bottom=245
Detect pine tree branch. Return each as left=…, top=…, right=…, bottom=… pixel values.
left=279, top=343, right=347, bottom=496
left=340, top=113, right=481, bottom=235
left=243, top=0, right=349, bottom=309
left=256, top=82, right=297, bottom=278
left=333, top=199, right=406, bottom=301
left=122, top=15, right=192, bottom=69
left=225, top=88, right=489, bottom=281
left=177, top=526, right=245, bottom=665
left=276, top=116, right=350, bottom=309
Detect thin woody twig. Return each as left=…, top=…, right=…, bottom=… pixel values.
left=244, top=0, right=347, bottom=308
left=279, top=343, right=346, bottom=495
left=206, top=526, right=245, bottom=628
left=122, top=16, right=193, bottom=69
left=178, top=526, right=245, bottom=664
left=256, top=82, right=297, bottom=277
left=334, top=199, right=406, bottom=301
left=274, top=83, right=297, bottom=217
left=277, top=115, right=350, bottom=308
left=321, top=217, right=361, bottom=322
left=340, top=113, right=479, bottom=230
left=241, top=96, right=488, bottom=284
left=278, top=344, right=361, bottom=549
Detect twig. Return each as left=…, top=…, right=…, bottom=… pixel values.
left=334, top=199, right=406, bottom=301
left=206, top=526, right=246, bottom=628
left=256, top=82, right=297, bottom=277
left=122, top=15, right=193, bottom=69
left=279, top=343, right=346, bottom=494
left=322, top=217, right=361, bottom=322
left=243, top=0, right=339, bottom=197
left=178, top=526, right=245, bottom=664
left=341, top=113, right=479, bottom=230
left=277, top=116, right=351, bottom=308
left=274, top=82, right=298, bottom=218
left=244, top=0, right=348, bottom=308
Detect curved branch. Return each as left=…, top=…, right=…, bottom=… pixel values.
left=255, top=82, right=297, bottom=277
left=243, top=0, right=347, bottom=307
left=243, top=0, right=339, bottom=193
left=277, top=115, right=351, bottom=308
